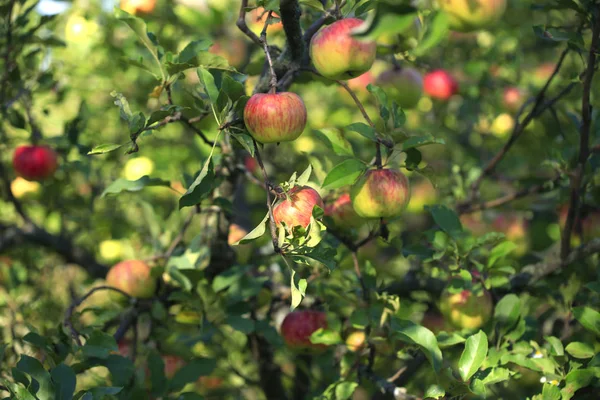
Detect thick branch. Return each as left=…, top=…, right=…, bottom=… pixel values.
left=280, top=0, right=305, bottom=64
left=236, top=0, right=262, bottom=46
left=561, top=11, right=600, bottom=258
left=249, top=332, right=287, bottom=400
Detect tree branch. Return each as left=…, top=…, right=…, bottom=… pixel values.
left=280, top=0, right=305, bottom=64
left=236, top=0, right=262, bottom=47
left=561, top=11, right=600, bottom=258
left=253, top=141, right=280, bottom=253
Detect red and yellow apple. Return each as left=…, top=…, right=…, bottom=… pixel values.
left=280, top=310, right=328, bottom=351
left=439, top=286, right=493, bottom=330
left=273, top=186, right=324, bottom=230
left=228, top=223, right=252, bottom=263
left=324, top=193, right=365, bottom=229
left=247, top=7, right=283, bottom=35
left=406, top=180, right=436, bottom=213
left=244, top=92, right=307, bottom=144
left=12, top=145, right=58, bottom=181
left=376, top=67, right=423, bottom=109
left=310, top=18, right=377, bottom=80
left=423, top=69, right=459, bottom=101
left=350, top=168, right=411, bottom=219
left=345, top=331, right=366, bottom=352
left=120, top=0, right=157, bottom=14
left=438, top=0, right=507, bottom=32
left=492, top=214, right=529, bottom=256
left=503, top=86, right=524, bottom=112
left=106, top=260, right=156, bottom=299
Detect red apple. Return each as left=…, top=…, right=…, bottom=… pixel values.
left=503, top=86, right=524, bottom=112
left=106, top=260, right=156, bottom=299
left=438, top=0, right=507, bottom=32
left=376, top=67, right=423, bottom=109
left=345, top=331, right=366, bottom=352
left=324, top=193, right=365, bottom=229
left=12, top=145, right=58, bottom=181
left=120, top=0, right=156, bottom=15
left=273, top=186, right=324, bottom=230
left=244, top=92, right=307, bottom=144
left=198, top=376, right=223, bottom=390
left=423, top=69, right=459, bottom=101
left=310, top=18, right=377, bottom=80
left=162, top=355, right=186, bottom=379
left=350, top=168, right=411, bottom=219
left=439, top=286, right=493, bottom=330
left=280, top=310, right=328, bottom=351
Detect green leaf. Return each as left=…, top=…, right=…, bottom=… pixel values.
left=542, top=383, right=561, bottom=400
left=572, top=306, right=600, bottom=337
left=1, top=379, right=37, bottom=400
left=115, top=8, right=165, bottom=80
left=101, top=176, right=171, bottom=197
left=545, top=336, right=564, bottom=357
left=426, top=205, right=463, bottom=239
left=81, top=331, right=118, bottom=359
left=322, top=159, right=366, bottom=189
left=424, top=384, right=445, bottom=399
left=179, top=159, right=215, bottom=209
left=226, top=316, right=256, bottom=334
left=310, top=328, right=342, bottom=345
left=110, top=91, right=133, bottom=122
left=480, top=367, right=512, bottom=385
left=345, top=122, right=377, bottom=142
left=290, top=269, right=307, bottom=310
left=436, top=331, right=466, bottom=348
left=299, top=0, right=325, bottom=11
left=494, top=294, right=521, bottom=332
left=148, top=351, right=167, bottom=396
left=51, top=364, right=76, bottom=400
left=458, top=330, right=488, bottom=382
left=334, top=381, right=358, bottom=400
left=391, top=318, right=443, bottom=373
left=103, top=355, right=135, bottom=386
left=296, top=164, right=312, bottom=186
left=488, top=241, right=517, bottom=266
left=169, top=358, right=216, bottom=392
left=16, top=355, right=53, bottom=399
left=87, top=143, right=125, bottom=155
left=197, top=67, right=219, bottom=105
left=178, top=39, right=212, bottom=63
left=565, top=342, right=595, bottom=359
left=235, top=213, right=269, bottom=244
left=401, top=135, right=445, bottom=151
left=414, top=12, right=449, bottom=57
left=313, top=128, right=354, bottom=157
left=561, top=368, right=595, bottom=399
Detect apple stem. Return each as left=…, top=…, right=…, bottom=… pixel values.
left=253, top=140, right=281, bottom=253
left=259, top=11, right=279, bottom=93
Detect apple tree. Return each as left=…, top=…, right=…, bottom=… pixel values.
left=1, top=0, right=600, bottom=399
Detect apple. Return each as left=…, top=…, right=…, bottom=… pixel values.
left=490, top=113, right=515, bottom=137
left=228, top=223, right=252, bottom=263
left=209, top=38, right=247, bottom=70
left=439, top=286, right=493, bottom=330
left=532, top=63, right=556, bottom=88
left=162, top=355, right=186, bottom=378
left=406, top=180, right=436, bottom=213
left=492, top=214, right=529, bottom=256
left=117, top=340, right=132, bottom=358
left=197, top=376, right=223, bottom=390
left=310, top=18, right=377, bottom=80
left=420, top=309, right=447, bottom=334
left=247, top=7, right=283, bottom=35
left=503, top=87, right=524, bottom=111
left=423, top=69, right=459, bottom=101
left=350, top=168, right=411, bottom=219
left=438, top=0, right=507, bottom=32
left=376, top=67, right=423, bottom=109
left=64, top=14, right=100, bottom=46
left=11, top=177, right=40, bottom=199
left=106, top=260, right=156, bottom=299
left=345, top=331, right=366, bottom=352
left=99, top=240, right=124, bottom=262
left=324, top=193, right=365, bottom=229
left=244, top=92, right=307, bottom=144
left=122, top=156, right=154, bottom=181
left=273, top=186, right=324, bottom=230
left=12, top=145, right=58, bottom=181
left=120, top=0, right=156, bottom=15
left=280, top=310, right=328, bottom=351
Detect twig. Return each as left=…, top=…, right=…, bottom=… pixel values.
left=64, top=286, right=132, bottom=346
left=336, top=80, right=375, bottom=127
left=164, top=205, right=200, bottom=259
left=561, top=12, right=600, bottom=259
left=359, top=366, right=421, bottom=400
left=259, top=11, right=278, bottom=93
left=253, top=141, right=280, bottom=253
left=468, top=46, right=570, bottom=201
left=236, top=0, right=262, bottom=47
left=0, top=0, right=15, bottom=110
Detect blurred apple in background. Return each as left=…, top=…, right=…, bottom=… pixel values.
left=376, top=67, right=423, bottom=109
left=490, top=113, right=515, bottom=137
left=325, top=193, right=365, bottom=230
left=99, top=239, right=124, bottom=262
left=106, top=260, right=157, bottom=299
left=247, top=7, right=283, bottom=35
left=120, top=0, right=156, bottom=15
left=209, top=38, right=247, bottom=70
left=351, top=168, right=411, bottom=219
left=440, top=286, right=493, bottom=330
left=531, top=63, right=556, bottom=88
left=492, top=214, right=529, bottom=256
left=503, top=86, right=525, bottom=112
left=406, top=179, right=436, bottom=213
left=11, top=177, right=40, bottom=199
left=423, top=69, right=459, bottom=101
left=122, top=156, right=155, bottom=181
left=438, top=0, right=507, bottom=32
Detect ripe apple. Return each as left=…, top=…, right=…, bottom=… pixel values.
left=310, top=18, right=377, bottom=80
left=247, top=7, right=283, bottom=35
left=280, top=310, right=328, bottom=351
left=345, top=331, right=366, bottom=352
left=11, top=177, right=40, bottom=199
left=503, top=87, right=524, bottom=111
left=273, top=186, right=324, bottom=230
left=439, top=287, right=493, bottom=330
left=120, top=0, right=156, bottom=14
left=438, top=0, right=507, bottom=32
left=122, top=156, right=154, bottom=181
left=490, top=113, right=515, bottom=137
left=423, top=69, right=459, bottom=101
left=106, top=260, right=156, bottom=299
left=228, top=223, right=252, bottom=263
left=350, top=168, right=411, bottom=219
left=376, top=67, right=423, bottom=109
left=244, top=92, right=307, bottom=144
left=12, top=145, right=58, bottom=181
left=324, top=193, right=365, bottom=229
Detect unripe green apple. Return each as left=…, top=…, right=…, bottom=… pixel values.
left=122, top=156, right=154, bottom=181
left=490, top=113, right=515, bottom=137
left=273, top=186, right=324, bottom=230
left=99, top=240, right=124, bottom=262
left=244, top=92, right=307, bottom=144
left=439, top=287, right=493, bottom=330
left=350, top=168, right=411, bottom=219
left=438, top=0, right=507, bottom=32
left=106, top=260, right=156, bottom=299
left=310, top=18, right=377, bottom=80
left=376, top=67, right=423, bottom=109
left=325, top=193, right=365, bottom=229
